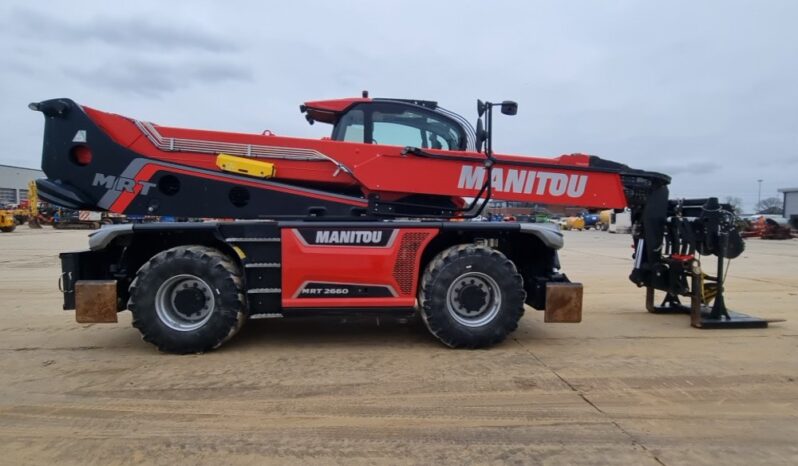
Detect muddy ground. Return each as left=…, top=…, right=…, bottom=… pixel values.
left=0, top=227, right=796, bottom=465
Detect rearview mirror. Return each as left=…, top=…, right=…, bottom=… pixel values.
left=477, top=99, right=487, bottom=117
left=500, top=101, right=518, bottom=116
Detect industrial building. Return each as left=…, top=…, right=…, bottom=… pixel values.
left=0, top=164, right=43, bottom=206
left=778, top=187, right=798, bottom=222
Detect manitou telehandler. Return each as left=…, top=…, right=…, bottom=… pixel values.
left=30, top=93, right=768, bottom=353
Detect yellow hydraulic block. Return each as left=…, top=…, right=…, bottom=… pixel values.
left=216, top=153, right=276, bottom=178
left=701, top=273, right=719, bottom=305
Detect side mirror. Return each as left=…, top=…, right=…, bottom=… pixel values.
left=477, top=99, right=487, bottom=117
left=500, top=100, right=518, bottom=116
left=475, top=118, right=486, bottom=153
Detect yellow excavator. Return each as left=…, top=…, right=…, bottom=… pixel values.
left=0, top=180, right=55, bottom=232
left=25, top=179, right=47, bottom=228
left=0, top=181, right=35, bottom=233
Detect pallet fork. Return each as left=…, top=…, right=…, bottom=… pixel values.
left=644, top=213, right=771, bottom=328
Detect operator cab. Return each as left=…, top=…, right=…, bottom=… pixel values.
left=301, top=94, right=477, bottom=152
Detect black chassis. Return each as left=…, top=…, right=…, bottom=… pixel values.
left=59, top=220, right=567, bottom=317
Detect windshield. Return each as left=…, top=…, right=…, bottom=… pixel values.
left=332, top=102, right=467, bottom=151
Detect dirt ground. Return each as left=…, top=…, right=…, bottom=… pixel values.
left=0, top=227, right=796, bottom=465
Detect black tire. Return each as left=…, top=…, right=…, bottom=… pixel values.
left=419, top=244, right=526, bottom=348
left=128, top=245, right=247, bottom=354
left=0, top=225, right=15, bottom=233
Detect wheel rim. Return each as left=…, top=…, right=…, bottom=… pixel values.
left=154, top=274, right=215, bottom=332
left=445, top=272, right=502, bottom=327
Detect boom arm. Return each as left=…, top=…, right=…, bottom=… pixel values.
left=29, top=98, right=666, bottom=219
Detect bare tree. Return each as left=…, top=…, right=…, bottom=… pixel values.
left=724, top=196, right=744, bottom=215
left=756, top=197, right=783, bottom=215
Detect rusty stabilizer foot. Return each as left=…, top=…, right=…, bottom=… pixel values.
left=75, top=280, right=118, bottom=323
left=545, top=282, right=583, bottom=323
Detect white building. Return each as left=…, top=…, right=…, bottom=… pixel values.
left=0, top=164, right=44, bottom=206
left=778, top=187, right=798, bottom=221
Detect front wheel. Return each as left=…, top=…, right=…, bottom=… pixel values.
left=419, top=244, right=526, bottom=348
left=128, top=245, right=247, bottom=353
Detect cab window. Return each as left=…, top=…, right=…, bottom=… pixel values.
left=333, top=102, right=465, bottom=150
left=337, top=109, right=365, bottom=143
left=372, top=120, right=423, bottom=147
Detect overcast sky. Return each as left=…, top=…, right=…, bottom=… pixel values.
left=2, top=0, right=796, bottom=211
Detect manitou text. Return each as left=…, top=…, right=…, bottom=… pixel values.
left=458, top=165, right=588, bottom=197
left=315, top=230, right=384, bottom=245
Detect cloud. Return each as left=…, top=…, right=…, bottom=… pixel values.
left=760, top=156, right=798, bottom=167
left=646, top=161, right=722, bottom=176
left=64, top=59, right=253, bottom=97
left=1, top=0, right=797, bottom=213
left=7, top=7, right=237, bottom=52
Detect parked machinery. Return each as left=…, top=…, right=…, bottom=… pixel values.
left=0, top=210, right=16, bottom=233
left=30, top=95, right=769, bottom=352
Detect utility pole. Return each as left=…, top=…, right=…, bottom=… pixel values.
left=757, top=179, right=763, bottom=211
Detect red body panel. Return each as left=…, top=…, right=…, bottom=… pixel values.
left=82, top=104, right=628, bottom=211
left=280, top=227, right=437, bottom=308
left=305, top=97, right=371, bottom=117
left=84, top=107, right=361, bottom=188
left=351, top=149, right=627, bottom=208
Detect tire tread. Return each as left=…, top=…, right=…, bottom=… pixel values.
left=128, top=245, right=246, bottom=354
left=419, top=244, right=526, bottom=348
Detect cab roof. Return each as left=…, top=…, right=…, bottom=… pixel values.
left=301, top=97, right=439, bottom=124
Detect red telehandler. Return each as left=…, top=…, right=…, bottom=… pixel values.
left=30, top=93, right=767, bottom=353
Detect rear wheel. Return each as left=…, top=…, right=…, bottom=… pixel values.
left=128, top=245, right=247, bottom=353
left=419, top=244, right=526, bottom=348
left=0, top=225, right=15, bottom=233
